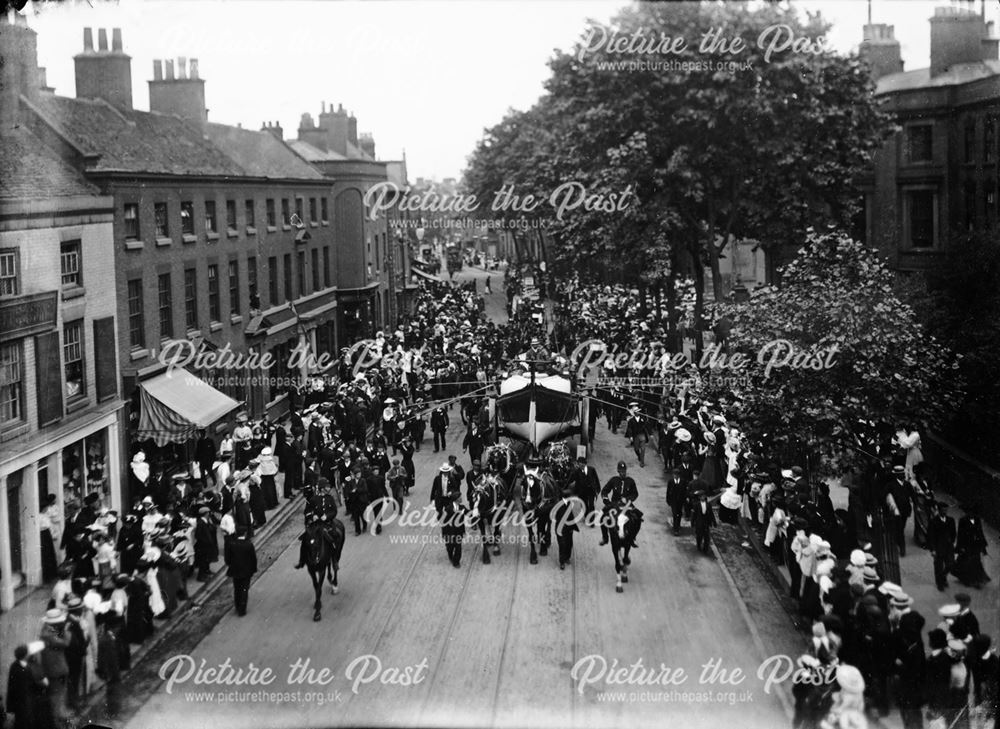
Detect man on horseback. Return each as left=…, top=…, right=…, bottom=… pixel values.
left=599, top=461, right=640, bottom=548
left=294, top=478, right=339, bottom=569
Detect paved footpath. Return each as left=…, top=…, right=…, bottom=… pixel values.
left=117, top=267, right=791, bottom=729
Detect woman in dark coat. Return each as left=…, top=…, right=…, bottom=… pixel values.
left=124, top=564, right=154, bottom=643
left=953, top=508, right=990, bottom=588
left=910, top=462, right=933, bottom=549
left=246, top=472, right=267, bottom=528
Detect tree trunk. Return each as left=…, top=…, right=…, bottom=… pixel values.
left=665, top=267, right=678, bottom=354
left=638, top=280, right=648, bottom=320
left=690, top=237, right=705, bottom=360
left=654, top=281, right=662, bottom=321
left=709, top=237, right=726, bottom=302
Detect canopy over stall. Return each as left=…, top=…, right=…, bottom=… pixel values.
left=137, top=367, right=241, bottom=445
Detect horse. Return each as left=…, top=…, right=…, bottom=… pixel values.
left=519, top=465, right=557, bottom=565
left=470, top=472, right=509, bottom=563
left=605, top=503, right=642, bottom=593
left=303, top=518, right=345, bottom=621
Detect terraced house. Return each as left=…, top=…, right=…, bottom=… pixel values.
left=1, top=12, right=408, bottom=483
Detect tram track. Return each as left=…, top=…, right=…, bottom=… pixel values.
left=488, top=535, right=523, bottom=729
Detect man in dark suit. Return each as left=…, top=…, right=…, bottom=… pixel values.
left=431, top=407, right=449, bottom=453
left=691, top=490, right=717, bottom=554
left=225, top=526, right=258, bottom=616
left=284, top=437, right=305, bottom=499
left=624, top=404, right=650, bottom=467
left=886, top=465, right=912, bottom=556
left=574, top=457, right=600, bottom=524
left=430, top=464, right=461, bottom=519
left=6, top=645, right=37, bottom=729
left=195, top=429, right=216, bottom=488
left=665, top=468, right=688, bottom=535
left=194, top=506, right=219, bottom=582
left=928, top=500, right=957, bottom=591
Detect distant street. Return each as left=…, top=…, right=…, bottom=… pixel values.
left=123, top=264, right=788, bottom=729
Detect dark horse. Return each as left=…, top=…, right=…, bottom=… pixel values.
left=519, top=466, right=557, bottom=565
left=469, top=473, right=504, bottom=564
left=303, top=519, right=346, bottom=621
left=605, top=503, right=642, bottom=593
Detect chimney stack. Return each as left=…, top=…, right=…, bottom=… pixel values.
left=148, top=55, right=208, bottom=126
left=261, top=120, right=284, bottom=141
left=930, top=4, right=995, bottom=77
left=860, top=23, right=904, bottom=80
left=348, top=113, right=358, bottom=147
left=74, top=26, right=133, bottom=109
left=0, top=11, right=41, bottom=129
left=358, top=132, right=376, bottom=159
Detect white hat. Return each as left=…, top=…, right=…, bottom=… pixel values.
left=27, top=640, right=45, bottom=656
left=132, top=452, right=146, bottom=464
left=849, top=549, right=866, bottom=568
left=938, top=604, right=961, bottom=618
left=260, top=447, right=272, bottom=456
left=43, top=608, right=66, bottom=625
left=703, top=432, right=717, bottom=445
left=439, top=463, right=453, bottom=473
left=877, top=581, right=904, bottom=597
left=712, top=414, right=726, bottom=424
left=781, top=469, right=794, bottom=479
left=835, top=664, right=865, bottom=694
left=675, top=428, right=692, bottom=443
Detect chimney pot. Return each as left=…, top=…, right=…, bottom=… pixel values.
left=165, top=59, right=174, bottom=80
left=112, top=28, right=123, bottom=51
left=83, top=28, right=94, bottom=52
left=338, top=103, right=343, bottom=113
left=189, top=59, right=199, bottom=79
left=153, top=59, right=162, bottom=80
left=178, top=57, right=187, bottom=79
left=321, top=101, right=326, bottom=113
left=98, top=28, right=108, bottom=52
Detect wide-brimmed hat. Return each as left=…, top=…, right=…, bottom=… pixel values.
left=864, top=553, right=878, bottom=567
left=890, top=594, right=913, bottom=609
left=703, top=432, right=717, bottom=445
left=260, top=447, right=272, bottom=456
left=878, top=581, right=903, bottom=597
left=675, top=428, right=692, bottom=443
left=439, top=463, right=453, bottom=473
left=43, top=608, right=66, bottom=625
left=938, top=603, right=961, bottom=618
left=849, top=549, right=866, bottom=567
left=862, top=567, right=880, bottom=583
left=132, top=452, right=146, bottom=464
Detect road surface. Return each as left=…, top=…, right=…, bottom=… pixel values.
left=122, top=266, right=791, bottom=729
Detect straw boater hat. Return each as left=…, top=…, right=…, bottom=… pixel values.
left=890, top=594, right=913, bottom=609
left=862, top=567, right=880, bottom=583
left=849, top=549, right=867, bottom=568
left=43, top=608, right=66, bottom=625
left=439, top=463, right=453, bottom=473
left=938, top=604, right=961, bottom=619
left=835, top=664, right=865, bottom=694
left=864, top=553, right=878, bottom=567
left=674, top=428, right=692, bottom=443
left=878, top=581, right=904, bottom=598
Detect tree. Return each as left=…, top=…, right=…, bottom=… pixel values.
left=463, top=1, right=892, bottom=353
left=705, top=229, right=964, bottom=469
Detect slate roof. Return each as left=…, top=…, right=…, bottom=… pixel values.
left=205, top=123, right=324, bottom=180
left=0, top=125, right=99, bottom=200
left=287, top=139, right=348, bottom=162
left=29, top=95, right=245, bottom=176
left=876, top=60, right=1000, bottom=94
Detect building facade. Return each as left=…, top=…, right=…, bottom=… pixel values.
left=860, top=5, right=1000, bottom=271
left=0, top=114, right=124, bottom=608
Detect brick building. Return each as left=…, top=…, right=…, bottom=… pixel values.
left=0, top=14, right=124, bottom=607
left=860, top=3, right=1000, bottom=270
left=288, top=104, right=416, bottom=338
left=2, top=12, right=410, bottom=512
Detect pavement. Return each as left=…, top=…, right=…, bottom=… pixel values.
left=97, top=266, right=791, bottom=729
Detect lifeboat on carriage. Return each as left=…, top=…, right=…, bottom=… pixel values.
left=495, top=360, right=586, bottom=455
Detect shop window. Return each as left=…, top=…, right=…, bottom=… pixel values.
left=0, top=341, right=24, bottom=425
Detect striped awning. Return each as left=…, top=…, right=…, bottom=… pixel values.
left=137, top=368, right=240, bottom=445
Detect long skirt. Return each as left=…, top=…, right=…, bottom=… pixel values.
left=261, top=474, right=279, bottom=510
left=249, top=484, right=267, bottom=527
left=700, top=456, right=724, bottom=491
left=912, top=493, right=931, bottom=548
left=952, top=550, right=990, bottom=587
left=41, top=528, right=58, bottom=582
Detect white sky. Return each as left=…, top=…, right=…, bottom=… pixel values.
left=23, top=0, right=1000, bottom=181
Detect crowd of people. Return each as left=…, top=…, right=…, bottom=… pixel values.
left=546, top=278, right=998, bottom=729
left=4, top=266, right=997, bottom=729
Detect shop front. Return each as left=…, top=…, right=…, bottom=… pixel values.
left=337, top=283, right=381, bottom=346
left=0, top=404, right=123, bottom=609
